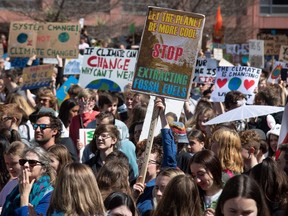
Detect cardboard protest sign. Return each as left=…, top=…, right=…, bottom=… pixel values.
left=21, top=64, right=54, bottom=90
left=267, top=61, right=288, bottom=84
left=192, top=58, right=217, bottom=84
left=279, top=45, right=288, bottom=63
left=79, top=128, right=95, bottom=163
left=8, top=22, right=80, bottom=58
left=56, top=76, right=79, bottom=104
left=132, top=7, right=205, bottom=100
left=258, top=34, right=288, bottom=55
left=79, top=48, right=137, bottom=91
left=64, top=54, right=84, bottom=75
left=211, top=66, right=261, bottom=104
left=249, top=40, right=264, bottom=69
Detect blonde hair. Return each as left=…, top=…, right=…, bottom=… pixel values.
left=212, top=128, right=244, bottom=174
left=6, top=93, right=35, bottom=118
left=47, top=162, right=105, bottom=216
left=0, top=103, right=23, bottom=126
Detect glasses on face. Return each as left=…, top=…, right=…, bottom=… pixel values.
left=32, top=123, right=51, bottom=130
left=19, top=159, right=43, bottom=167
left=137, top=158, right=158, bottom=165
left=95, top=133, right=111, bottom=139
left=191, top=171, right=207, bottom=180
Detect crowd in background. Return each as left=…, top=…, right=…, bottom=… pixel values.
left=0, top=27, right=287, bottom=216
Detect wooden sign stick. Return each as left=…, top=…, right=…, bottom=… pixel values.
left=139, top=104, right=160, bottom=184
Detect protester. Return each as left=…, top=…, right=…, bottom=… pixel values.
left=152, top=174, right=202, bottom=216
left=47, top=144, right=72, bottom=174
left=153, top=167, right=184, bottom=208
left=97, top=159, right=132, bottom=200
left=85, top=124, right=120, bottom=174
left=1, top=147, right=55, bottom=216
left=57, top=98, right=79, bottom=131
left=189, top=149, right=223, bottom=215
left=250, top=158, right=288, bottom=215
left=104, top=191, right=138, bottom=216
left=0, top=141, right=26, bottom=209
left=215, top=175, right=270, bottom=216
left=277, top=143, right=288, bottom=175
left=266, top=114, right=281, bottom=159
left=239, top=129, right=260, bottom=173
left=211, top=128, right=244, bottom=176
left=47, top=162, right=105, bottom=216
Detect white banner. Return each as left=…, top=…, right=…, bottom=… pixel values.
left=211, top=66, right=261, bottom=104
left=79, top=47, right=138, bottom=91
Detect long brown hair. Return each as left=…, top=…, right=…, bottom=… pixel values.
left=47, top=162, right=105, bottom=216
left=152, top=174, right=202, bottom=216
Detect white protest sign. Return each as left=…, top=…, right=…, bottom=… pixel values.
left=43, top=58, right=58, bottom=64
left=225, top=44, right=249, bottom=55
left=211, top=66, right=261, bottom=104
left=192, top=58, right=217, bottom=84
left=139, top=96, right=184, bottom=142
left=267, top=61, right=288, bottom=84
left=213, top=48, right=223, bottom=60
left=79, top=47, right=138, bottom=91
left=79, top=128, right=95, bottom=163
left=279, top=45, right=288, bottom=63
left=249, top=40, right=264, bottom=69
left=219, top=58, right=234, bottom=66
left=64, top=54, right=84, bottom=75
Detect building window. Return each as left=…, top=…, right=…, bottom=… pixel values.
left=0, top=0, right=41, bottom=10
left=260, top=0, right=288, bottom=15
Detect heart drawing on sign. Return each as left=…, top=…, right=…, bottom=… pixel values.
left=244, top=79, right=255, bottom=90
left=217, top=79, right=227, bottom=88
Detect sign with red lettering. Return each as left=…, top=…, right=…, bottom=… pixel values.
left=78, top=47, right=138, bottom=91
left=131, top=7, right=205, bottom=100
left=8, top=22, right=80, bottom=58
left=192, top=58, right=218, bottom=84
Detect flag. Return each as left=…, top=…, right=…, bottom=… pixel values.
left=276, top=102, right=288, bottom=159
left=213, top=5, right=224, bottom=44
left=214, top=5, right=222, bottom=35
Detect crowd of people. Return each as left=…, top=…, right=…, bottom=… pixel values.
left=0, top=29, right=288, bottom=216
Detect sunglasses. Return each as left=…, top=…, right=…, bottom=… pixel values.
left=32, top=124, right=51, bottom=130
left=19, top=159, right=43, bottom=167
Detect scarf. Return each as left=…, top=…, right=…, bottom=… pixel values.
left=1, top=175, right=53, bottom=216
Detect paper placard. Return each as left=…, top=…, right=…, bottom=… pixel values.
left=8, top=22, right=80, bottom=58
left=79, top=48, right=138, bottom=91
left=211, top=66, right=261, bottom=104
left=132, top=6, right=205, bottom=101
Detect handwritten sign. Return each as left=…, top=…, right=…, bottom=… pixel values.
left=267, top=61, right=288, bottom=84
left=10, top=57, right=40, bottom=68
left=8, top=22, right=80, bottom=58
left=279, top=45, right=288, bottom=63
left=132, top=7, right=205, bottom=100
left=258, top=34, right=288, bottom=55
left=192, top=58, right=217, bottom=84
left=225, top=44, right=249, bottom=55
left=211, top=66, right=261, bottom=104
left=79, top=128, right=95, bottom=163
left=64, top=54, right=84, bottom=75
left=21, top=64, right=54, bottom=90
left=249, top=40, right=264, bottom=69
left=78, top=48, right=137, bottom=91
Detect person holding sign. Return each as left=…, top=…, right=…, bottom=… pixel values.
left=133, top=97, right=177, bottom=216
